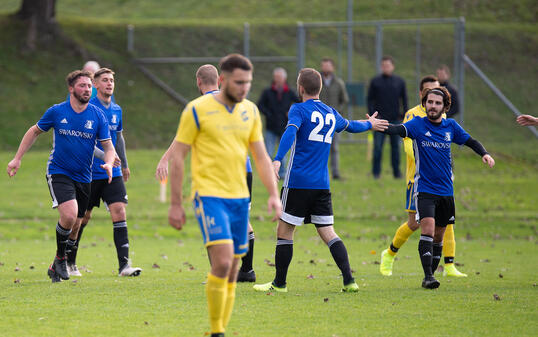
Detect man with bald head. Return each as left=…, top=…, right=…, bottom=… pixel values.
left=258, top=67, right=300, bottom=179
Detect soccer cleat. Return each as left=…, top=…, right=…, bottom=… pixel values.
left=443, top=264, right=468, bottom=277
left=253, top=281, right=287, bottom=293
left=421, top=276, right=440, bottom=289
left=237, top=270, right=256, bottom=282
left=51, top=255, right=69, bottom=280
left=47, top=265, right=61, bottom=283
left=67, top=263, right=82, bottom=277
left=342, top=282, right=359, bottom=293
left=379, top=249, right=395, bottom=276
left=211, top=333, right=224, bottom=337
left=118, top=264, right=142, bottom=277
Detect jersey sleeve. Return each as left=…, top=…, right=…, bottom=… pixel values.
left=175, top=103, right=199, bottom=145
left=97, top=109, right=111, bottom=141
left=402, top=117, right=419, bottom=139
left=402, top=110, right=415, bottom=155
left=117, top=107, right=123, bottom=132
left=36, top=106, right=56, bottom=132
left=286, top=104, right=303, bottom=129
left=451, top=120, right=470, bottom=145
left=333, top=108, right=350, bottom=133
left=248, top=103, right=263, bottom=143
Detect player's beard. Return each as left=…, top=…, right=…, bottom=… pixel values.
left=427, top=108, right=443, bottom=121
left=224, top=87, right=241, bottom=103
left=73, top=91, right=90, bottom=104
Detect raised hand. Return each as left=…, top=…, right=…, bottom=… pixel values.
left=366, top=111, right=389, bottom=132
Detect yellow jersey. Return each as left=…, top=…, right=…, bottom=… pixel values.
left=175, top=94, right=263, bottom=199
left=403, top=105, right=446, bottom=182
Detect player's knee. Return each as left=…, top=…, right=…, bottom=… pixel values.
left=211, top=258, right=232, bottom=277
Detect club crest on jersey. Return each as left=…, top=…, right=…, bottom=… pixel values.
left=111, top=114, right=117, bottom=124
left=241, top=110, right=249, bottom=122
left=84, top=120, right=94, bottom=129
left=444, top=132, right=451, bottom=141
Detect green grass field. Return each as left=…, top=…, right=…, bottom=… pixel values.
left=1, top=146, right=536, bottom=336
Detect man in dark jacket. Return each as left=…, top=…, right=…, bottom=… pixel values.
left=437, top=65, right=459, bottom=119
left=319, top=58, right=349, bottom=180
left=367, top=55, right=408, bottom=179
left=258, top=67, right=300, bottom=178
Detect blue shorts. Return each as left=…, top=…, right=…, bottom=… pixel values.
left=193, top=194, right=250, bottom=257
left=405, top=181, right=416, bottom=213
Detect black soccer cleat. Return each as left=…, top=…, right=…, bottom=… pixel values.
left=51, top=255, right=70, bottom=280
left=237, top=270, right=256, bottom=282
left=422, top=276, right=440, bottom=289
left=47, top=265, right=61, bottom=283
left=211, top=333, right=224, bottom=337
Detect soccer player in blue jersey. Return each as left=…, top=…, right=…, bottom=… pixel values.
left=156, top=64, right=259, bottom=283
left=168, top=54, right=281, bottom=337
left=7, top=70, right=115, bottom=283
left=384, top=87, right=495, bottom=289
left=66, top=68, right=142, bottom=277
left=253, top=68, right=388, bottom=293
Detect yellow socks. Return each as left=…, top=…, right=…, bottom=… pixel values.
left=388, top=222, right=415, bottom=256
left=222, top=282, right=237, bottom=329
left=206, top=273, right=228, bottom=334
left=443, top=224, right=456, bottom=264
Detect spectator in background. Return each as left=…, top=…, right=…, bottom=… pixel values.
left=437, top=64, right=459, bottom=118
left=319, top=58, right=349, bottom=180
left=83, top=60, right=100, bottom=99
left=367, top=55, right=408, bottom=179
left=258, top=67, right=299, bottom=179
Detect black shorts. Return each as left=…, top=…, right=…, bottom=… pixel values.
left=280, top=187, right=333, bottom=227
left=46, top=174, right=90, bottom=218
left=416, top=192, right=455, bottom=227
left=246, top=172, right=253, bottom=201
left=88, top=176, right=128, bottom=210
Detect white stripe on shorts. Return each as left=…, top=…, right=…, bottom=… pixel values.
left=311, top=215, right=334, bottom=225
left=281, top=211, right=304, bottom=226
left=46, top=174, right=59, bottom=208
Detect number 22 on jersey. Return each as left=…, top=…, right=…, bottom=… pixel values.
left=308, top=111, right=335, bottom=144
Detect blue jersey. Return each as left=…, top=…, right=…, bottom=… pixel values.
left=37, top=101, right=111, bottom=183
left=90, top=97, right=123, bottom=180
left=283, top=99, right=349, bottom=189
left=403, top=116, right=470, bottom=196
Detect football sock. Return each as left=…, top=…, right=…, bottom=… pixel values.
left=388, top=221, right=415, bottom=256
left=66, top=239, right=77, bottom=263
left=239, top=231, right=255, bottom=272
left=274, top=238, right=293, bottom=288
left=328, top=237, right=354, bottom=285
left=56, top=222, right=71, bottom=257
left=113, top=220, right=129, bottom=271
left=432, top=242, right=443, bottom=274
left=418, top=235, right=434, bottom=278
left=443, top=224, right=456, bottom=264
left=222, top=282, right=237, bottom=329
left=206, top=273, right=227, bottom=334
left=68, top=222, right=87, bottom=264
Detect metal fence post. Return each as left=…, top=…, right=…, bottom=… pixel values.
left=375, top=24, right=383, bottom=73
left=244, top=22, right=250, bottom=58
left=127, top=24, right=134, bottom=54
left=337, top=27, right=343, bottom=78
left=415, top=25, right=421, bottom=104
left=297, top=22, right=305, bottom=74
left=458, top=17, right=465, bottom=124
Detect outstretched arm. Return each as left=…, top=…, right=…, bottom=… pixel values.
left=250, top=141, right=282, bottom=222
left=345, top=112, right=388, bottom=133
left=516, top=114, right=538, bottom=126
left=7, top=125, right=43, bottom=177
left=464, top=137, right=495, bottom=168
left=168, top=141, right=190, bottom=230
left=383, top=124, right=407, bottom=137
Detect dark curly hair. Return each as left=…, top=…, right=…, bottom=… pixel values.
left=421, top=87, right=451, bottom=113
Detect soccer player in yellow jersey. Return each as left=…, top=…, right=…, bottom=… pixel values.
left=168, top=54, right=282, bottom=337
left=380, top=75, right=467, bottom=277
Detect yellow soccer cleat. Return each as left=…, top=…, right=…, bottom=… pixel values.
left=253, top=281, right=288, bottom=293
left=379, top=249, right=395, bottom=276
left=342, top=282, right=359, bottom=293
left=443, top=263, right=467, bottom=277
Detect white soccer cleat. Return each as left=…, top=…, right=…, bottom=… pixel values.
left=67, top=263, right=82, bottom=277
left=118, top=264, right=142, bottom=277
